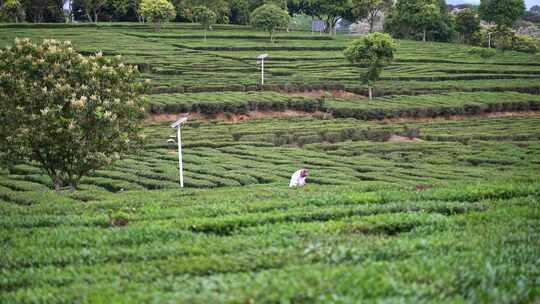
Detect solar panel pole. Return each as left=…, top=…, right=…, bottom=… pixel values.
left=177, top=126, right=184, bottom=187
left=257, top=54, right=268, bottom=86
left=261, top=58, right=265, bottom=85
left=171, top=117, right=188, bottom=188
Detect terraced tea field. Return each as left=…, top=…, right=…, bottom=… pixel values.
left=1, top=23, right=539, bottom=303
left=2, top=23, right=540, bottom=94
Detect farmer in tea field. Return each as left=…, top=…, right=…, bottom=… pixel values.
left=289, top=169, right=308, bottom=188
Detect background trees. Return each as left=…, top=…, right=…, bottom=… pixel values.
left=0, top=38, right=148, bottom=190
left=73, top=0, right=107, bottom=23
left=0, top=0, right=25, bottom=22
left=300, top=0, right=352, bottom=34
left=140, top=0, right=176, bottom=31
left=250, top=4, right=290, bottom=42
left=344, top=33, right=396, bottom=99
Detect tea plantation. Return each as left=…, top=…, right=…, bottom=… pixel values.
left=1, top=23, right=539, bottom=303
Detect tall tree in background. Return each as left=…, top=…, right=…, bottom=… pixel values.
left=250, top=3, right=290, bottom=42
left=102, top=0, right=143, bottom=22
left=23, top=0, right=48, bottom=22
left=73, top=0, right=107, bottom=23
left=385, top=0, right=446, bottom=42
left=301, top=0, right=352, bottom=34
left=49, top=0, right=65, bottom=22
left=192, top=6, right=217, bottom=41
left=229, top=0, right=295, bottom=25
left=479, top=0, right=525, bottom=28
left=352, top=0, right=393, bottom=33
left=455, top=8, right=480, bottom=42
left=0, top=0, right=25, bottom=22
left=140, top=0, right=176, bottom=31
left=172, top=0, right=229, bottom=23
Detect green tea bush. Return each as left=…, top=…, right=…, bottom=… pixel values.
left=512, top=34, right=538, bottom=54
left=467, top=47, right=497, bottom=59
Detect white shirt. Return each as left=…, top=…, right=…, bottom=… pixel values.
left=289, top=170, right=306, bottom=188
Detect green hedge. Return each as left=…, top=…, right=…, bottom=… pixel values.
left=329, top=100, right=540, bottom=120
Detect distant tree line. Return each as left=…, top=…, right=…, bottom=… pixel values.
left=0, top=0, right=537, bottom=46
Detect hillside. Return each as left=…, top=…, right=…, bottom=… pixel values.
left=0, top=23, right=539, bottom=303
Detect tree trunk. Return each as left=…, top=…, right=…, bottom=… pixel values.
left=94, top=11, right=98, bottom=24
left=368, top=86, right=373, bottom=100
left=423, top=28, right=427, bottom=42
left=369, top=11, right=377, bottom=33
left=155, top=20, right=161, bottom=32
left=86, top=12, right=92, bottom=22
left=270, top=30, right=274, bottom=43
left=53, top=176, right=62, bottom=191
left=204, top=29, right=207, bottom=41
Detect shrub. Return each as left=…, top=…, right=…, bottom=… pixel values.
left=403, top=126, right=421, bottom=139
left=513, top=34, right=538, bottom=54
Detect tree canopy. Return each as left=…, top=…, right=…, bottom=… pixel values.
left=479, top=0, right=525, bottom=28
left=385, top=0, right=455, bottom=42
left=352, top=0, right=393, bottom=33
left=140, top=0, right=176, bottom=31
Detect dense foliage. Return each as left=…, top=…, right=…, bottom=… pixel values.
left=0, top=38, right=148, bottom=190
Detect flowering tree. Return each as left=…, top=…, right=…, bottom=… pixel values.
left=0, top=38, right=149, bottom=190
left=140, top=0, right=176, bottom=32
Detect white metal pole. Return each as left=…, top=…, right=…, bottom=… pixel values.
left=177, top=126, right=184, bottom=187
left=261, top=59, right=265, bottom=85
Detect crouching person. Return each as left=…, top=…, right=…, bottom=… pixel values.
left=289, top=169, right=308, bottom=188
